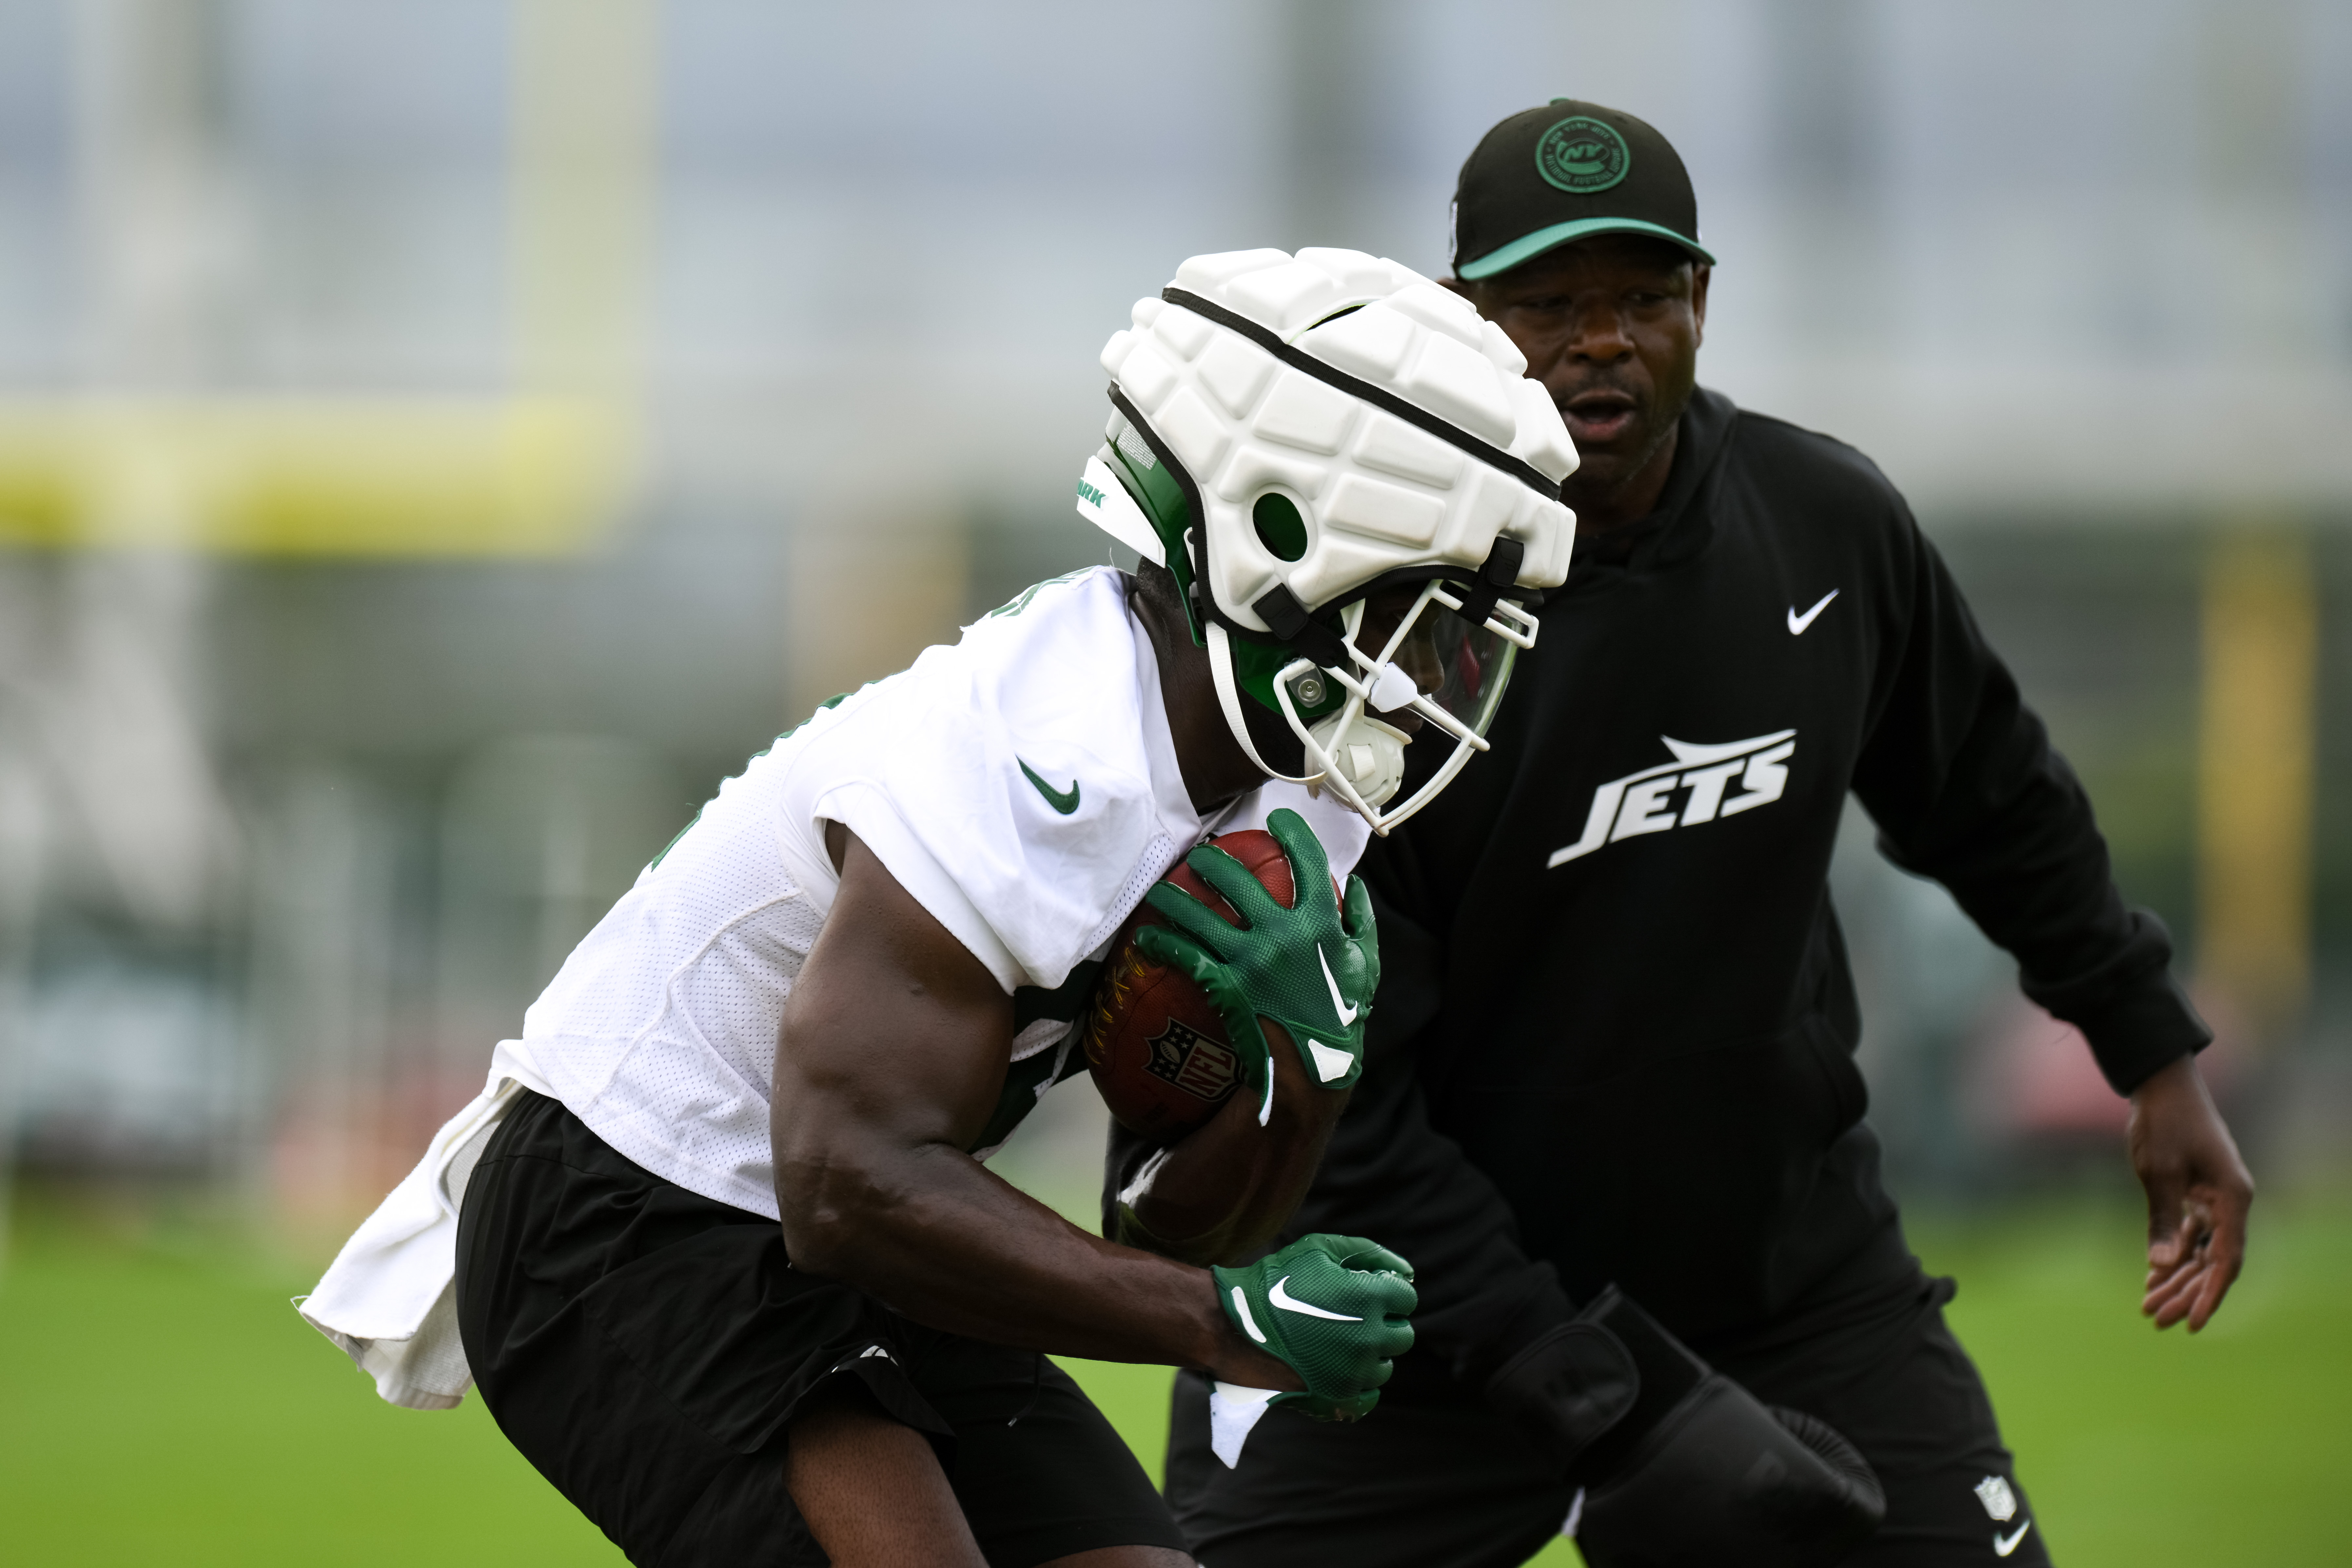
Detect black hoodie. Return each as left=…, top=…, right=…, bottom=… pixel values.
left=1111, top=386, right=2209, bottom=1385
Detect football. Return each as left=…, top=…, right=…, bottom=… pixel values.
left=1083, top=829, right=1301, bottom=1145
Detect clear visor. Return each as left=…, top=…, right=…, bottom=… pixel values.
left=1271, top=578, right=1539, bottom=834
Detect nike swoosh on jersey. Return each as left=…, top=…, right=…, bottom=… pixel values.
left=1269, top=1276, right=1362, bottom=1321
left=1018, top=759, right=1080, bottom=814
left=1318, top=944, right=1358, bottom=1027
left=1305, top=1039, right=1354, bottom=1082
left=1786, top=589, right=1839, bottom=635
left=1994, top=1520, right=2033, bottom=1557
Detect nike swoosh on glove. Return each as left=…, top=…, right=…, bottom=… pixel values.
left=1136, top=807, right=1379, bottom=1123
left=1214, top=1233, right=1416, bottom=1421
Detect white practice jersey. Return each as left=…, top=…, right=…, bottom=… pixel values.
left=302, top=567, right=1369, bottom=1408
left=513, top=565, right=1370, bottom=1217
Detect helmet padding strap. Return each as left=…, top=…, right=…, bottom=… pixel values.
left=1457, top=536, right=1528, bottom=632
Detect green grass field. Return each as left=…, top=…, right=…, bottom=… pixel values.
left=2, top=1190, right=2344, bottom=1566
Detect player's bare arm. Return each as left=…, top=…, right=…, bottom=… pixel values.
left=774, top=825, right=1295, bottom=1567
left=774, top=822, right=1300, bottom=1388
left=1106, top=1021, right=1342, bottom=1265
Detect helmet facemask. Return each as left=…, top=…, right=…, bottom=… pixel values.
left=1270, top=576, right=1538, bottom=828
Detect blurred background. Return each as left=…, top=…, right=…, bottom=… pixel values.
left=0, top=2, right=2346, bottom=1564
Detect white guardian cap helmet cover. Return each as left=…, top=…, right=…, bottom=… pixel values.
left=1075, top=247, right=1578, bottom=833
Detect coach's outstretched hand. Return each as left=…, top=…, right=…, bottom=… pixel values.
left=2128, top=1052, right=2253, bottom=1332
left=1214, top=1234, right=1416, bottom=1421
left=1138, top=808, right=1378, bottom=1124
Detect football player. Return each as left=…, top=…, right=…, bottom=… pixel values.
left=299, top=247, right=1575, bottom=1567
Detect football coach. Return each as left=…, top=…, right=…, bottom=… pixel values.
left=1141, top=101, right=2256, bottom=1568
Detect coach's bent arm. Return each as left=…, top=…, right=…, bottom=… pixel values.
left=771, top=825, right=1298, bottom=1386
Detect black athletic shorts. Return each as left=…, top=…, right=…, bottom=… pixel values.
left=1165, top=1249, right=2051, bottom=1568
left=455, top=1090, right=1187, bottom=1567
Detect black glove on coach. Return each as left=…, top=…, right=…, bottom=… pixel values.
left=1485, top=1286, right=1884, bottom=1568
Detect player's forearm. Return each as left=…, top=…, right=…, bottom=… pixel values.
left=1121, top=1030, right=1345, bottom=1264
left=777, top=1137, right=1298, bottom=1385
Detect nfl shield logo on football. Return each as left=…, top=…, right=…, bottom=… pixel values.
left=1143, top=1019, right=1240, bottom=1101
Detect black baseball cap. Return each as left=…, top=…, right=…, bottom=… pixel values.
left=1451, top=99, right=1715, bottom=280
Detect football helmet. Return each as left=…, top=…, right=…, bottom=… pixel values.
left=1074, top=247, right=1577, bottom=833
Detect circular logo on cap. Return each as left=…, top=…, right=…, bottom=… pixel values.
left=1535, top=116, right=1630, bottom=194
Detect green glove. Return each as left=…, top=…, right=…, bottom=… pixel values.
left=1136, top=807, right=1379, bottom=1124
left=1214, top=1233, right=1417, bottom=1422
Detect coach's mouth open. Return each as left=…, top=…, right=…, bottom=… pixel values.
left=1562, top=388, right=1640, bottom=448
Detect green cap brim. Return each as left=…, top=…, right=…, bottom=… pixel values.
left=1458, top=217, right=1715, bottom=280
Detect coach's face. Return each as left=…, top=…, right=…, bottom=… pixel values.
left=1453, top=235, right=1710, bottom=528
